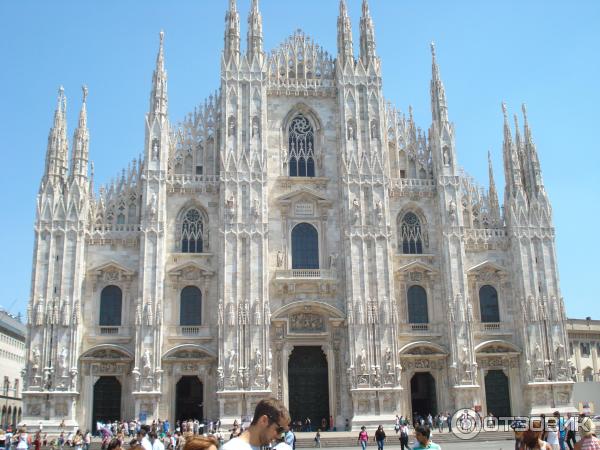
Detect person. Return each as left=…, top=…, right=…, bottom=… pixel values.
left=511, top=419, right=527, bottom=450
left=566, top=414, right=577, bottom=450
left=314, top=430, right=321, bottom=448
left=139, top=429, right=152, bottom=450
left=399, top=422, right=410, bottom=450
left=149, top=432, right=164, bottom=450
left=273, top=433, right=292, bottom=450
left=107, top=440, right=123, bottom=450
left=574, top=417, right=599, bottom=450
left=84, top=431, right=92, bottom=450
left=285, top=426, right=296, bottom=450
left=357, top=426, right=368, bottom=450
left=375, top=425, right=386, bottom=450
left=412, top=426, right=440, bottom=450
left=32, top=432, right=41, bottom=450
left=546, top=418, right=560, bottom=450
left=553, top=412, right=566, bottom=450
left=15, top=428, right=29, bottom=450
left=182, top=436, right=218, bottom=450
left=395, top=416, right=401, bottom=434
left=519, top=420, right=552, bottom=450
left=0, top=429, right=6, bottom=450
left=222, top=397, right=290, bottom=450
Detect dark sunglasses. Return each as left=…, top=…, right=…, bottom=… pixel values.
left=267, top=415, right=286, bottom=434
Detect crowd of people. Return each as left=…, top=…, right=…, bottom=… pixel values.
left=0, top=404, right=598, bottom=450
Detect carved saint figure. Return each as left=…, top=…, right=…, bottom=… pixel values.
left=370, top=121, right=378, bottom=139
left=252, top=117, right=260, bottom=138
left=227, top=349, right=237, bottom=375
left=347, top=121, right=355, bottom=140
left=217, top=301, right=224, bottom=325
left=35, top=298, right=45, bottom=326
left=152, top=139, right=160, bottom=160
left=375, top=200, right=383, bottom=219
left=58, top=347, right=68, bottom=377
left=359, top=348, right=368, bottom=374
left=31, top=347, right=41, bottom=375
left=227, top=303, right=236, bottom=326
left=384, top=347, right=393, bottom=374
left=251, top=199, right=261, bottom=219
left=149, top=193, right=157, bottom=218
left=329, top=253, right=337, bottom=270
left=443, top=146, right=451, bottom=165
left=254, top=349, right=263, bottom=374
left=142, top=349, right=152, bottom=376
left=276, top=251, right=284, bottom=268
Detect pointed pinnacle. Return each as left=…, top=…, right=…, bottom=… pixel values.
left=251, top=0, right=259, bottom=12
left=362, top=0, right=371, bottom=16
left=340, top=0, right=348, bottom=15
left=229, top=0, right=237, bottom=11
left=521, top=103, right=530, bottom=128
left=82, top=85, right=88, bottom=103
left=430, top=41, right=436, bottom=60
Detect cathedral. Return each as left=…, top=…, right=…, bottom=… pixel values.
left=22, top=0, right=575, bottom=432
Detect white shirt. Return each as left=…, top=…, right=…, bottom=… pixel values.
left=222, top=437, right=260, bottom=450
left=274, top=443, right=293, bottom=450
left=152, top=439, right=165, bottom=450
left=141, top=436, right=153, bottom=450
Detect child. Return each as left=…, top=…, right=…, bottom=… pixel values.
left=314, top=430, right=321, bottom=448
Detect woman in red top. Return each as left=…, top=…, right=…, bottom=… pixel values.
left=357, top=426, right=368, bottom=450
left=33, top=431, right=42, bottom=450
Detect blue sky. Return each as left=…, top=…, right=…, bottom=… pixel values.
left=0, top=0, right=598, bottom=319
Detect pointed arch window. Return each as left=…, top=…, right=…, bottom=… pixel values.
left=479, top=285, right=500, bottom=323
left=288, top=115, right=315, bottom=177
left=99, top=285, right=122, bottom=326
left=181, top=209, right=204, bottom=253
left=407, top=285, right=428, bottom=324
left=180, top=286, right=202, bottom=326
left=291, top=223, right=319, bottom=269
left=399, top=212, right=424, bottom=254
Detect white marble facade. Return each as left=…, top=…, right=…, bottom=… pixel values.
left=22, top=0, right=575, bottom=432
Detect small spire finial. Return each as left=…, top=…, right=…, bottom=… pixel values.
left=430, top=41, right=436, bottom=58
left=58, top=85, right=65, bottom=96
left=501, top=101, right=508, bottom=118
left=82, top=85, right=88, bottom=103
left=521, top=103, right=529, bottom=126
left=159, top=30, right=164, bottom=44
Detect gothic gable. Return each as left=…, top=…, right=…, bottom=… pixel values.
left=167, top=261, right=214, bottom=281
left=88, top=260, right=136, bottom=284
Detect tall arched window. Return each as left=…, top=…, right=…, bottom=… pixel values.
left=399, top=212, right=424, bottom=254
left=479, top=285, right=500, bottom=323
left=288, top=115, right=315, bottom=177
left=181, top=209, right=204, bottom=253
left=407, top=285, right=428, bottom=324
left=99, top=285, right=122, bottom=326
left=180, top=286, right=202, bottom=326
left=291, top=223, right=319, bottom=269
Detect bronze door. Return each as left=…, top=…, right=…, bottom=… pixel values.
left=92, top=376, right=121, bottom=431
left=288, top=346, right=330, bottom=428
left=485, top=370, right=511, bottom=418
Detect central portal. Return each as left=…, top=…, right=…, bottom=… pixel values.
left=175, top=376, right=204, bottom=422
left=410, top=372, right=437, bottom=417
left=288, top=346, right=330, bottom=428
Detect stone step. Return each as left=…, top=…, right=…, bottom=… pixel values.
left=293, top=431, right=514, bottom=448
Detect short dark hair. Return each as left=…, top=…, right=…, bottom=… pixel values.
left=415, top=425, right=431, bottom=439
left=251, top=397, right=291, bottom=426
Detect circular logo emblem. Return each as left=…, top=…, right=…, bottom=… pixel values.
left=451, top=408, right=482, bottom=440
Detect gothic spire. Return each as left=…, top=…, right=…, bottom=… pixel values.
left=337, top=0, right=354, bottom=66
left=359, top=0, right=377, bottom=66
left=70, top=85, right=89, bottom=183
left=522, top=104, right=546, bottom=196
left=488, top=150, right=500, bottom=224
left=44, top=86, right=69, bottom=185
left=224, top=0, right=240, bottom=63
left=149, top=31, right=168, bottom=121
left=430, top=42, right=449, bottom=125
left=501, top=102, right=524, bottom=202
left=247, top=0, right=264, bottom=62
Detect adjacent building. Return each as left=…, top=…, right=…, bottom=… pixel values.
left=0, top=310, right=26, bottom=429
left=566, top=318, right=600, bottom=414
left=22, top=0, right=576, bottom=432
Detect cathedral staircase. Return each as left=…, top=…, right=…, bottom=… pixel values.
left=293, top=430, right=514, bottom=447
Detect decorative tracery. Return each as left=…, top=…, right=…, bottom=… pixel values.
left=288, top=115, right=315, bottom=177
left=399, top=212, right=425, bottom=254
left=181, top=209, right=204, bottom=253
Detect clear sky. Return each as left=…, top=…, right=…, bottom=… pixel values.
left=0, top=0, right=598, bottom=320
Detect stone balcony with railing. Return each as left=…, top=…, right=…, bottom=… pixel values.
left=473, top=321, right=512, bottom=336
left=167, top=325, right=212, bottom=342
left=86, top=326, right=132, bottom=344
left=464, top=228, right=508, bottom=251
left=390, top=178, right=436, bottom=198
left=272, top=268, right=337, bottom=296
left=398, top=322, right=443, bottom=336
left=167, top=174, right=221, bottom=193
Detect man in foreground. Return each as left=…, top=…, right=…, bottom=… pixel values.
left=223, top=398, right=291, bottom=450
left=412, top=425, right=441, bottom=450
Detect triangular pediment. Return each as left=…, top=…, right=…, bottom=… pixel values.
left=467, top=260, right=506, bottom=274
left=275, top=186, right=330, bottom=205
left=88, top=260, right=135, bottom=278
left=167, top=260, right=214, bottom=281
left=396, top=260, right=437, bottom=274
